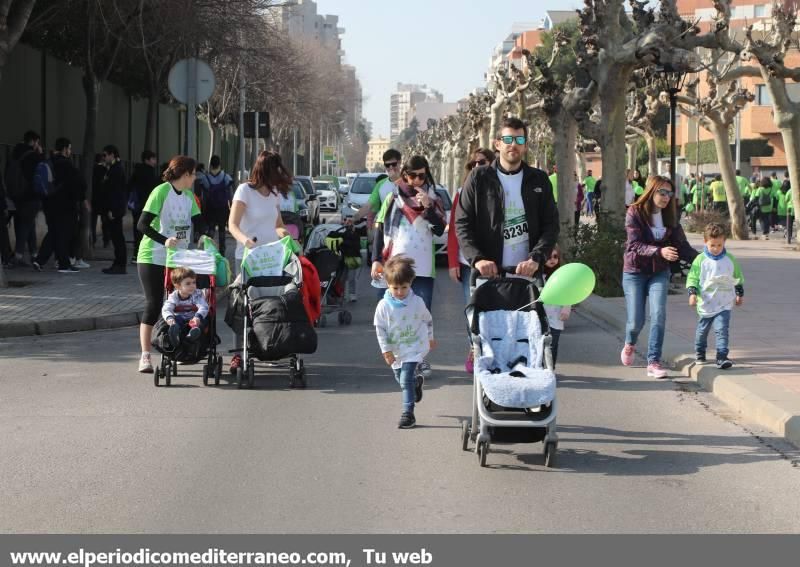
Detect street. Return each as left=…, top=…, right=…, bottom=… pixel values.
left=1, top=268, right=799, bottom=534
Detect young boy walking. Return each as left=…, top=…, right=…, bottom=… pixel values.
left=373, top=256, right=434, bottom=429
left=686, top=223, right=744, bottom=369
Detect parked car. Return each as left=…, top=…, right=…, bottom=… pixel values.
left=431, top=186, right=452, bottom=259
left=295, top=175, right=320, bottom=225
left=342, top=172, right=384, bottom=220
left=314, top=180, right=339, bottom=212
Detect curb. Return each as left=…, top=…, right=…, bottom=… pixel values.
left=0, top=288, right=230, bottom=339
left=579, top=294, right=800, bottom=448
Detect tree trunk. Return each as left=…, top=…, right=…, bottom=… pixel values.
left=488, top=99, right=504, bottom=150
left=645, top=133, right=658, bottom=177
left=780, top=120, right=800, bottom=245
left=549, top=111, right=577, bottom=247
left=627, top=141, right=637, bottom=170
left=144, top=90, right=158, bottom=153
left=709, top=120, right=748, bottom=240
left=207, top=119, right=217, bottom=165
left=599, top=89, right=628, bottom=223
left=80, top=72, right=100, bottom=260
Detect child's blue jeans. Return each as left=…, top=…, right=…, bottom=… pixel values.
left=695, top=309, right=731, bottom=359
left=393, top=362, right=418, bottom=414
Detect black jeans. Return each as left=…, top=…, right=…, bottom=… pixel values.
left=132, top=210, right=142, bottom=259
left=92, top=210, right=110, bottom=246
left=550, top=328, right=562, bottom=368
left=13, top=200, right=39, bottom=259
left=758, top=210, right=770, bottom=236
left=787, top=214, right=795, bottom=244
left=204, top=207, right=229, bottom=255
left=36, top=206, right=76, bottom=269
left=108, top=214, right=127, bottom=267
left=0, top=211, right=12, bottom=262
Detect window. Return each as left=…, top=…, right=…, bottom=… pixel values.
left=755, top=5, right=767, bottom=17
left=787, top=83, right=800, bottom=102
left=756, top=85, right=772, bottom=106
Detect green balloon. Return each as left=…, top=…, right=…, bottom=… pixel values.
left=539, top=262, right=596, bottom=305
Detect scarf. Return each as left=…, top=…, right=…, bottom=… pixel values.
left=703, top=246, right=727, bottom=261
left=384, top=288, right=410, bottom=308
left=382, top=179, right=445, bottom=261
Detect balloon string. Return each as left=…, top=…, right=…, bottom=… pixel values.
left=515, top=299, right=542, bottom=312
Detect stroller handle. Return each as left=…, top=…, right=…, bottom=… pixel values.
left=469, top=263, right=545, bottom=290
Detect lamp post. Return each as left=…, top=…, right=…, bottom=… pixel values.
left=661, top=65, right=688, bottom=192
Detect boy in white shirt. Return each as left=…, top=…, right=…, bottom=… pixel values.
left=373, top=256, right=434, bottom=429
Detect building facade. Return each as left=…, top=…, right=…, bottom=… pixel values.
left=390, top=84, right=444, bottom=139
left=367, top=138, right=390, bottom=172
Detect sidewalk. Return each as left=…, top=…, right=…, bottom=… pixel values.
left=580, top=233, right=800, bottom=447
left=0, top=249, right=143, bottom=338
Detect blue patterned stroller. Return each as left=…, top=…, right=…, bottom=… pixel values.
left=462, top=275, right=558, bottom=468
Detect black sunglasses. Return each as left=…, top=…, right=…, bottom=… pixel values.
left=468, top=159, right=488, bottom=169
left=384, top=161, right=399, bottom=169
left=405, top=172, right=427, bottom=181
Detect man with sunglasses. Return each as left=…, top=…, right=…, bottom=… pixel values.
left=455, top=117, right=558, bottom=280
left=353, top=149, right=402, bottom=223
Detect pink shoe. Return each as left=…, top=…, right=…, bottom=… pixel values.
left=620, top=344, right=635, bottom=366
left=647, top=362, right=668, bottom=379
left=465, top=350, right=474, bottom=373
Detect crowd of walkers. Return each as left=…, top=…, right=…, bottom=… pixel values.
left=1, top=130, right=235, bottom=275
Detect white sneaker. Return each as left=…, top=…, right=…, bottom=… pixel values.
left=138, top=353, right=153, bottom=373
left=418, top=359, right=432, bottom=377
left=73, top=259, right=91, bottom=269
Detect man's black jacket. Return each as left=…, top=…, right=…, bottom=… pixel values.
left=45, top=154, right=86, bottom=211
left=128, top=163, right=159, bottom=213
left=102, top=160, right=127, bottom=218
left=455, top=160, right=559, bottom=268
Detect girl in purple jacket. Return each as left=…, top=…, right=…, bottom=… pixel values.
left=621, top=176, right=698, bottom=378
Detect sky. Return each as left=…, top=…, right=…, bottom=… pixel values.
left=314, top=0, right=582, bottom=139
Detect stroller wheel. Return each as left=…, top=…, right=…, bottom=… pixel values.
left=247, top=363, right=255, bottom=389
left=343, top=311, right=352, bottom=325
left=214, top=356, right=222, bottom=385
left=236, top=367, right=244, bottom=389
left=477, top=440, right=489, bottom=467
left=172, top=364, right=178, bottom=377
left=544, top=442, right=558, bottom=468
left=153, top=367, right=161, bottom=387
left=461, top=421, right=471, bottom=451
left=203, top=365, right=209, bottom=386
left=337, top=311, right=345, bottom=325
left=319, top=315, right=327, bottom=328
left=165, top=364, right=172, bottom=387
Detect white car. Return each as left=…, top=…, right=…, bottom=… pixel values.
left=314, top=181, right=339, bottom=212
left=342, top=173, right=385, bottom=219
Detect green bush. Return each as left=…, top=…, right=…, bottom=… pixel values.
left=566, top=216, right=626, bottom=298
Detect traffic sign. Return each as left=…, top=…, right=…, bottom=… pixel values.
left=323, top=146, right=336, bottom=161
left=243, top=112, right=270, bottom=138
left=168, top=58, right=216, bottom=105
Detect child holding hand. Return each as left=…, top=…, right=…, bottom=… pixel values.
left=373, top=256, right=434, bottom=429
left=543, top=245, right=571, bottom=367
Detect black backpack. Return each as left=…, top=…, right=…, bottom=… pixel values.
left=759, top=189, right=772, bottom=207
left=4, top=149, right=34, bottom=202
left=205, top=173, right=230, bottom=209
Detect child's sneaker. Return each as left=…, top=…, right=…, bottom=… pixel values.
left=716, top=357, right=733, bottom=370
left=647, top=361, right=668, bottom=378
left=415, top=374, right=424, bottom=403
left=187, top=326, right=201, bottom=343
left=418, top=359, right=432, bottom=377
left=138, top=353, right=153, bottom=373
left=398, top=412, right=416, bottom=429
left=620, top=344, right=635, bottom=366
left=695, top=353, right=706, bottom=363
left=229, top=353, right=242, bottom=375
left=465, top=350, right=474, bottom=373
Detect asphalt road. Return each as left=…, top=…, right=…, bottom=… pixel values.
left=1, top=267, right=799, bottom=533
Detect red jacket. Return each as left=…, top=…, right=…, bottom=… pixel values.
left=300, top=257, right=322, bottom=324
left=447, top=190, right=462, bottom=270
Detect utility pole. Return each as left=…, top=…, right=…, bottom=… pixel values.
left=309, top=122, right=314, bottom=177
left=293, top=127, right=298, bottom=174
left=238, top=72, right=246, bottom=183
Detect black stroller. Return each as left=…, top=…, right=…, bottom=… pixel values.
left=462, top=273, right=558, bottom=467
left=227, top=238, right=317, bottom=389
left=152, top=256, right=223, bottom=388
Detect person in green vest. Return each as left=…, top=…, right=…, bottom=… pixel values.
left=584, top=169, right=596, bottom=216
left=752, top=177, right=774, bottom=238
left=632, top=169, right=644, bottom=198
left=549, top=166, right=558, bottom=204
left=770, top=172, right=783, bottom=230
left=786, top=185, right=795, bottom=244
left=735, top=169, right=750, bottom=200
left=709, top=174, right=728, bottom=214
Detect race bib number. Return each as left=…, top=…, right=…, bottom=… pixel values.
left=503, top=215, right=528, bottom=245
left=174, top=225, right=190, bottom=242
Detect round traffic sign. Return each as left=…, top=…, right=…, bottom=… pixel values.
left=168, top=58, right=216, bottom=105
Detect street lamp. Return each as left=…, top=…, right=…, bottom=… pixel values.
left=659, top=63, right=689, bottom=191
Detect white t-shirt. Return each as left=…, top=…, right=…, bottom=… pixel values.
left=650, top=211, right=667, bottom=241
left=232, top=183, right=280, bottom=259
left=498, top=169, right=528, bottom=268
left=385, top=189, right=438, bottom=278
left=373, top=290, right=433, bottom=369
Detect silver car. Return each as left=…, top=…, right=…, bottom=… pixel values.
left=314, top=180, right=339, bottom=211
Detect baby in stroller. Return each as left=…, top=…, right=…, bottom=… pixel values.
left=161, top=266, right=209, bottom=349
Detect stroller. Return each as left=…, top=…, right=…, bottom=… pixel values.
left=152, top=249, right=224, bottom=388
left=281, top=210, right=305, bottom=247
left=462, top=273, right=558, bottom=467
left=305, top=223, right=361, bottom=327
left=228, top=237, right=317, bottom=389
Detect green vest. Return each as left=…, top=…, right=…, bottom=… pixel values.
left=710, top=181, right=726, bottom=203
left=549, top=173, right=558, bottom=203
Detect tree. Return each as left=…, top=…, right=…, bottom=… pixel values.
left=0, top=0, right=36, bottom=287
left=673, top=54, right=753, bottom=239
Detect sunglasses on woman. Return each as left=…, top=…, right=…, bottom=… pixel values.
left=405, top=171, right=427, bottom=181
left=468, top=159, right=488, bottom=169
left=655, top=188, right=674, bottom=198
